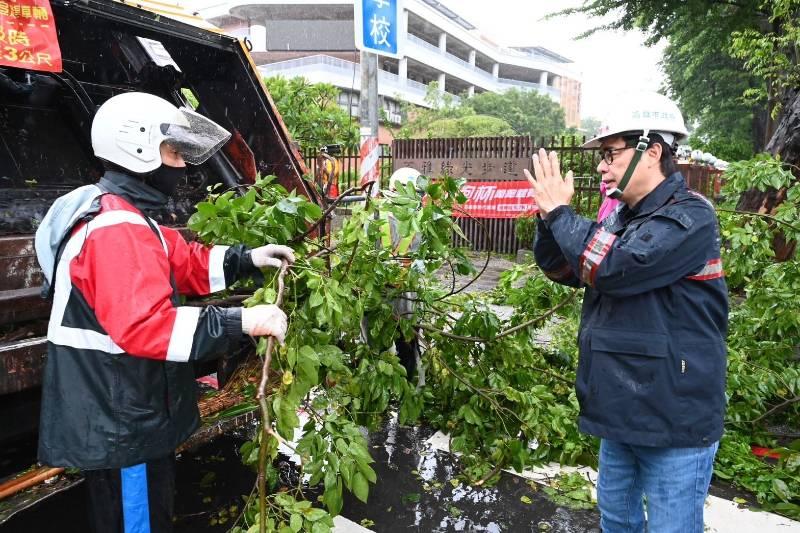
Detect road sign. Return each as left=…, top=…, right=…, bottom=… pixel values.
left=354, top=0, right=404, bottom=59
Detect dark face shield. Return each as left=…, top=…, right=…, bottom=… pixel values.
left=160, top=108, right=231, bottom=165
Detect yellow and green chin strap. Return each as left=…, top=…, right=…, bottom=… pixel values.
left=607, top=129, right=651, bottom=200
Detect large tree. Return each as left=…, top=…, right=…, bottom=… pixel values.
left=466, top=88, right=566, bottom=140
left=396, top=84, right=565, bottom=140
left=263, top=76, right=359, bottom=151
left=555, top=0, right=800, bottom=166
left=661, top=23, right=765, bottom=160
left=396, top=83, right=516, bottom=139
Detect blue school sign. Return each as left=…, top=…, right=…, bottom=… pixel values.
left=354, top=0, right=404, bottom=58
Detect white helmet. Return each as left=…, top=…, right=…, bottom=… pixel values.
left=388, top=167, right=422, bottom=192
left=91, top=92, right=231, bottom=174
left=583, top=91, right=688, bottom=148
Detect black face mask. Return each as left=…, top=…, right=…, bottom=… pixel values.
left=145, top=164, right=186, bottom=197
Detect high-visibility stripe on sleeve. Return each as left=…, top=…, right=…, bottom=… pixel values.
left=208, top=245, right=229, bottom=293
left=686, top=258, right=724, bottom=280
left=48, top=324, right=126, bottom=354
left=578, top=228, right=617, bottom=286
left=166, top=307, right=201, bottom=362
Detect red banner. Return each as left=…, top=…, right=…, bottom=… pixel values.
left=0, top=0, right=62, bottom=72
left=454, top=180, right=538, bottom=218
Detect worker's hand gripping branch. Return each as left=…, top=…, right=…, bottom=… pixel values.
left=250, top=244, right=296, bottom=269
left=241, top=305, right=288, bottom=344
left=241, top=247, right=296, bottom=343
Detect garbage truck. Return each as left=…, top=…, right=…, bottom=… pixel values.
left=0, top=0, right=319, bottom=508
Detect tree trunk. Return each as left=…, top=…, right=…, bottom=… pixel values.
left=765, top=88, right=800, bottom=166
left=751, top=105, right=769, bottom=153
left=737, top=88, right=800, bottom=261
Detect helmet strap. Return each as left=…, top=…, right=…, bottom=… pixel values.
left=607, top=130, right=650, bottom=200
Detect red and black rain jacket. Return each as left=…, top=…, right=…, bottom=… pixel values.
left=38, top=175, right=257, bottom=469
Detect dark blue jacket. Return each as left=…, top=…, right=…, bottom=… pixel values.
left=534, top=173, right=728, bottom=447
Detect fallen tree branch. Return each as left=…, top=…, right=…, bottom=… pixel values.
left=716, top=207, right=800, bottom=234
left=0, top=467, right=64, bottom=501
left=418, top=289, right=579, bottom=343
left=256, top=260, right=290, bottom=533
left=291, top=183, right=372, bottom=244
left=748, top=395, right=800, bottom=425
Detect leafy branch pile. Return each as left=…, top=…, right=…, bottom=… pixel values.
left=186, top=176, right=594, bottom=531
left=711, top=155, right=800, bottom=518
left=187, top=154, right=800, bottom=530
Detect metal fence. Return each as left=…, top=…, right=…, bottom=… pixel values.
left=302, top=146, right=393, bottom=192
left=302, top=138, right=720, bottom=256
left=391, top=136, right=603, bottom=254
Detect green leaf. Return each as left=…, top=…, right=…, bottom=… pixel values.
left=772, top=479, right=791, bottom=501
left=322, top=477, right=343, bottom=515
left=401, top=492, right=420, bottom=504
left=289, top=512, right=302, bottom=532
left=303, top=508, right=329, bottom=522
left=352, top=471, right=369, bottom=503
left=309, top=290, right=324, bottom=308
left=196, top=202, right=216, bottom=218
left=357, top=461, right=377, bottom=484
left=277, top=198, right=299, bottom=214
left=311, top=521, right=332, bottom=533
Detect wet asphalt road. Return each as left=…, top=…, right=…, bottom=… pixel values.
left=340, top=418, right=600, bottom=532
left=0, top=417, right=601, bottom=533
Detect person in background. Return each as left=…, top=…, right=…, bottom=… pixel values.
left=527, top=91, right=728, bottom=533
left=35, top=92, right=295, bottom=533
left=597, top=180, right=621, bottom=222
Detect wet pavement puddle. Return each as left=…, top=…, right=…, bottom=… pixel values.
left=2, top=415, right=798, bottom=532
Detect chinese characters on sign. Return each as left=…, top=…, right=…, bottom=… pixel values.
left=455, top=181, right=538, bottom=219
left=0, top=0, right=62, bottom=72
left=398, top=156, right=537, bottom=218
left=354, top=0, right=402, bottom=58
left=399, top=157, right=530, bottom=180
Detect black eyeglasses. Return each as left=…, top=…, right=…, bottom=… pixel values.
left=600, top=146, right=634, bottom=165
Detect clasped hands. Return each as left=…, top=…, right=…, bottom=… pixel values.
left=523, top=148, right=574, bottom=219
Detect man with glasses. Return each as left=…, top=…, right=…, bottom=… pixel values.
left=525, top=91, right=728, bottom=533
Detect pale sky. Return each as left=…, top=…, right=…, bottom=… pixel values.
left=439, top=0, right=667, bottom=121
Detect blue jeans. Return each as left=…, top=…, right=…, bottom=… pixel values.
left=598, top=439, right=719, bottom=533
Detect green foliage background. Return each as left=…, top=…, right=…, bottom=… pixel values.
left=397, top=83, right=567, bottom=140
left=263, top=76, right=359, bottom=152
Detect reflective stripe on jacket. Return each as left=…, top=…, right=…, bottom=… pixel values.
left=38, top=188, right=254, bottom=469
left=534, top=173, right=728, bottom=447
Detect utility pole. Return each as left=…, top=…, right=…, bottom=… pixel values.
left=359, top=51, right=380, bottom=192
left=359, top=51, right=379, bottom=141
left=354, top=0, right=402, bottom=191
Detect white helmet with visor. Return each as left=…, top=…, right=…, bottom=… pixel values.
left=91, top=92, right=231, bottom=174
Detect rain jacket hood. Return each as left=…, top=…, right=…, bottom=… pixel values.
left=34, top=171, right=169, bottom=292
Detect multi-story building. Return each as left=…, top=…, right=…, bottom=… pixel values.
left=200, top=0, right=582, bottom=141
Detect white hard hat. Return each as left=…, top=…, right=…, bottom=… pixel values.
left=388, top=167, right=422, bottom=192
left=584, top=91, right=688, bottom=148
left=91, top=92, right=231, bottom=174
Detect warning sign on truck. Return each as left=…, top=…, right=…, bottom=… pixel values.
left=0, top=0, right=62, bottom=72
